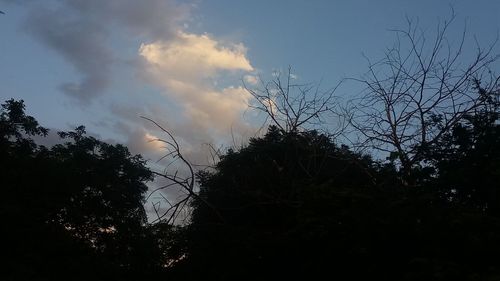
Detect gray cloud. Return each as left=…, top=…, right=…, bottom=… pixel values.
left=24, top=7, right=112, bottom=103
left=65, top=0, right=189, bottom=39
left=31, top=127, right=63, bottom=147
left=12, top=0, right=190, bottom=103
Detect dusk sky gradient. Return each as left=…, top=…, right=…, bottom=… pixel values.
left=1, top=0, right=499, bottom=216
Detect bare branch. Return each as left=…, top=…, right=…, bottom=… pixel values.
left=244, top=67, right=344, bottom=135
left=141, top=117, right=225, bottom=225
left=347, top=14, right=499, bottom=184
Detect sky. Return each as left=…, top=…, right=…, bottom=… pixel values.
left=1, top=0, right=499, bottom=219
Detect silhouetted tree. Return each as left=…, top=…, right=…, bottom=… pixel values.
left=1, top=99, right=165, bottom=280
left=166, top=122, right=500, bottom=280
left=425, top=83, right=500, bottom=214
left=170, top=127, right=377, bottom=280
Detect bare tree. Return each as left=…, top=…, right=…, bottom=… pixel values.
left=347, top=13, right=499, bottom=184
left=141, top=117, right=222, bottom=225
left=244, top=67, right=345, bottom=135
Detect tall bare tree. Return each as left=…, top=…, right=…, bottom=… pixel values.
left=347, top=13, right=499, bottom=183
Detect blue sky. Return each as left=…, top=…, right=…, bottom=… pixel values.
left=1, top=0, right=499, bottom=139
left=1, top=1, right=499, bottom=214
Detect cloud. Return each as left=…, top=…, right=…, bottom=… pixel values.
left=139, top=32, right=253, bottom=80
left=144, top=132, right=169, bottom=153
left=11, top=0, right=255, bottom=140
left=31, top=128, right=64, bottom=147
left=23, top=6, right=112, bottom=103
left=16, top=0, right=190, bottom=103
left=7, top=0, right=258, bottom=221
left=123, top=128, right=168, bottom=157
left=64, top=0, right=190, bottom=39
left=139, top=32, right=254, bottom=136
left=244, top=75, right=259, bottom=85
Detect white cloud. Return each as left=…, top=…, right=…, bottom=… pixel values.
left=139, top=31, right=253, bottom=80
left=139, top=31, right=255, bottom=136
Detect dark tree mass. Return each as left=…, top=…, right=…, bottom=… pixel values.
left=3, top=83, right=499, bottom=280
left=174, top=94, right=500, bottom=280
left=2, top=16, right=500, bottom=281
left=1, top=99, right=164, bottom=280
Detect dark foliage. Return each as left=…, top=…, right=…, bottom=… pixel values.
left=2, top=83, right=499, bottom=281
left=1, top=99, right=164, bottom=280
left=171, top=88, right=500, bottom=280
left=425, top=85, right=500, bottom=216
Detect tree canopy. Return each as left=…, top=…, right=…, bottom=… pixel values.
left=1, top=99, right=165, bottom=281
left=3, top=76, right=500, bottom=281
left=169, top=107, right=500, bottom=280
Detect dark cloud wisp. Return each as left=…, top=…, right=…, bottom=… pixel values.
left=16, top=0, right=189, bottom=103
